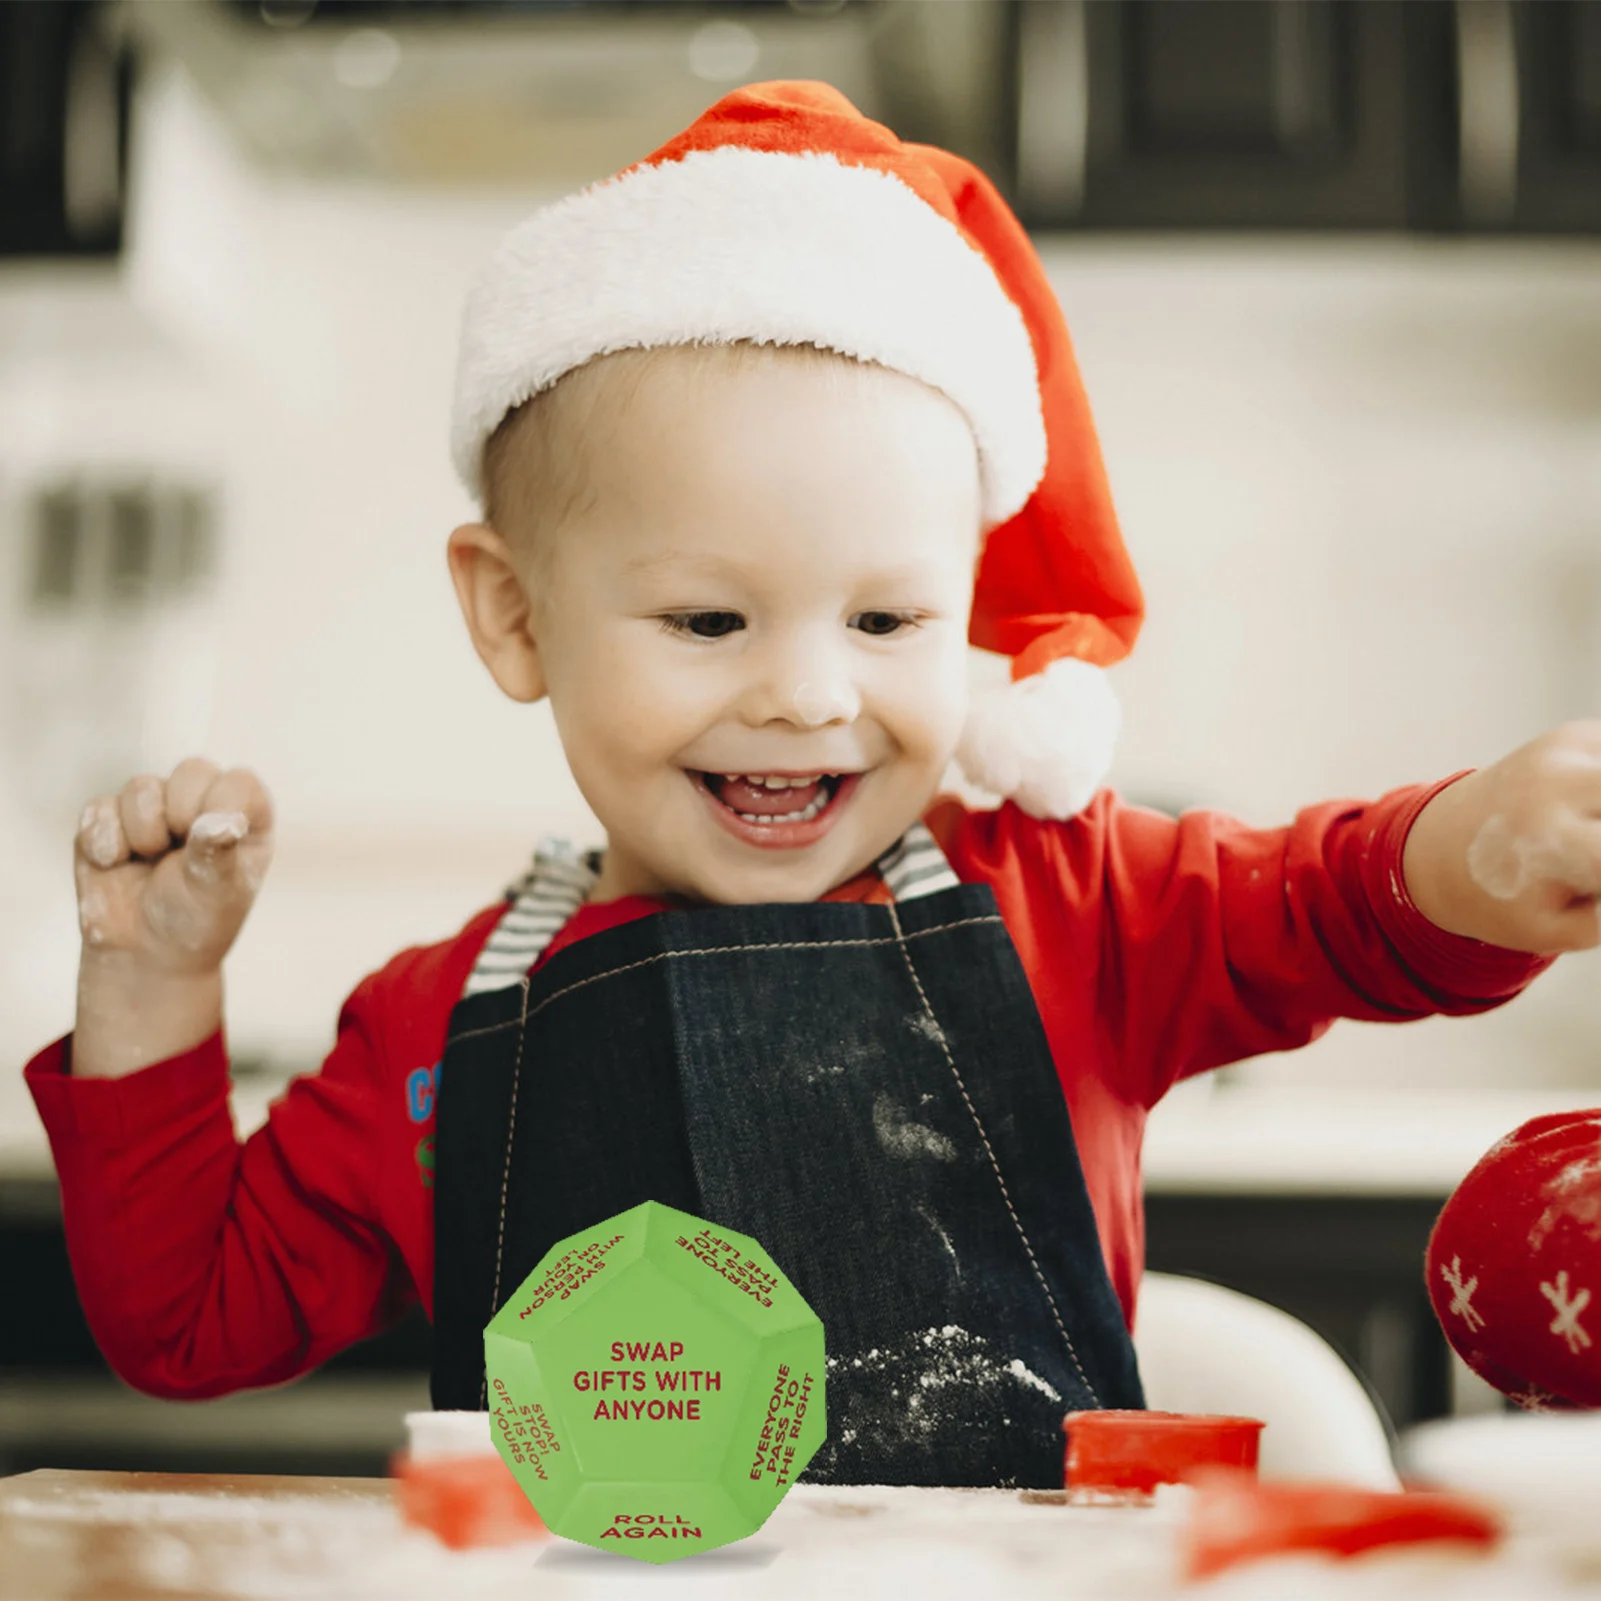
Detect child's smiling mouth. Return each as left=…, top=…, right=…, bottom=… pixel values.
left=707, top=772, right=835, bottom=822
left=691, top=771, right=862, bottom=849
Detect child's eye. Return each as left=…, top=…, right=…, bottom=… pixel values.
left=660, top=611, right=745, bottom=639
left=851, top=611, right=920, bottom=638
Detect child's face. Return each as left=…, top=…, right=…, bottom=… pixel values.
left=488, top=350, right=982, bottom=905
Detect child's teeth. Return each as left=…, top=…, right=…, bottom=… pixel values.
left=734, top=790, right=829, bottom=825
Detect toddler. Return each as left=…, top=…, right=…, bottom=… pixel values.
left=27, top=83, right=1600, bottom=1488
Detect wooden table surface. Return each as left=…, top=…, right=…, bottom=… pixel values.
left=0, top=1468, right=1180, bottom=1601
left=6, top=1466, right=1599, bottom=1600
left=0, top=1470, right=397, bottom=1601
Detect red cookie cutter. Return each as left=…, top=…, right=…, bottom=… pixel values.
left=1061, top=1409, right=1265, bottom=1503
left=1182, top=1476, right=1502, bottom=1580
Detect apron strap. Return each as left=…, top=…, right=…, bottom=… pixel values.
left=461, top=819, right=961, bottom=1000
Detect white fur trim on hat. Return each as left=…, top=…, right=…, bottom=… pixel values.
left=451, top=146, right=1046, bottom=527
left=956, top=657, right=1121, bottom=820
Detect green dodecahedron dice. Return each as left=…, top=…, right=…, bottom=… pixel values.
left=484, top=1199, right=826, bottom=1564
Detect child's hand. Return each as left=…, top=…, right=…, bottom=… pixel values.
left=1403, top=721, right=1601, bottom=955
left=71, top=760, right=274, bottom=1079
left=75, top=758, right=274, bottom=974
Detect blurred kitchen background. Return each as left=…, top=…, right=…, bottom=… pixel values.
left=1, top=0, right=1599, bottom=1478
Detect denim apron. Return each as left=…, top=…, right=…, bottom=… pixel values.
left=430, top=824, right=1143, bottom=1487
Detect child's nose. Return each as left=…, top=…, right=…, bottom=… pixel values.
left=752, top=677, right=860, bottom=729
left=742, top=643, right=861, bottom=729
left=789, top=680, right=859, bottom=728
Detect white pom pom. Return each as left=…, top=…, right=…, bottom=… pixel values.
left=956, top=657, right=1121, bottom=820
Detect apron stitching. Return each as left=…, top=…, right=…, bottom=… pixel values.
left=481, top=975, right=534, bottom=1408
left=883, top=898, right=1102, bottom=1408
left=449, top=917, right=1006, bottom=1044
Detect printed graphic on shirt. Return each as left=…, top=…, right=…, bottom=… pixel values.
left=407, top=1061, right=440, bottom=1124
left=416, top=1134, right=436, bottom=1191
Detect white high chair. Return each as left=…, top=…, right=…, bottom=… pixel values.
left=1133, top=1272, right=1401, bottom=1489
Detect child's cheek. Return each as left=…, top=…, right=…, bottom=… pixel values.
left=907, top=633, right=973, bottom=748
left=624, top=653, right=713, bottom=730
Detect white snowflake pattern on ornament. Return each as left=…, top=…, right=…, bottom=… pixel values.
left=1504, top=1382, right=1561, bottom=1412
left=1539, top=1270, right=1593, bottom=1355
left=1439, top=1255, right=1486, bottom=1331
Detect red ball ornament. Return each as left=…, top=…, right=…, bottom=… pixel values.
left=1426, top=1109, right=1601, bottom=1409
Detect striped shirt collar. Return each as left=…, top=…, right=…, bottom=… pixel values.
left=463, top=819, right=959, bottom=999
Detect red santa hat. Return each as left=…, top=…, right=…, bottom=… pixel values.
left=1426, top=1109, right=1601, bottom=1410
left=451, top=81, right=1144, bottom=819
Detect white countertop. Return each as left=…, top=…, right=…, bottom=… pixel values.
left=1140, top=1081, right=1596, bottom=1196
left=3, top=1071, right=1592, bottom=1198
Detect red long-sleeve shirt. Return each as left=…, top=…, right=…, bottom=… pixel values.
left=25, top=780, right=1550, bottom=1400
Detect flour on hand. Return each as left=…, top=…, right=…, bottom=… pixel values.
left=1467, top=813, right=1601, bottom=902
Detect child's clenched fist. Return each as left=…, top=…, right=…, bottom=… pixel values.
left=72, top=759, right=273, bottom=1079
left=1404, top=721, right=1601, bottom=955
left=76, top=759, right=274, bottom=971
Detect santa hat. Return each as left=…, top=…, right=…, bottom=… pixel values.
left=1426, top=1109, right=1601, bottom=1410
left=451, top=81, right=1144, bottom=819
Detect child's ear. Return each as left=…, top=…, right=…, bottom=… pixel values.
left=446, top=523, right=547, bottom=703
